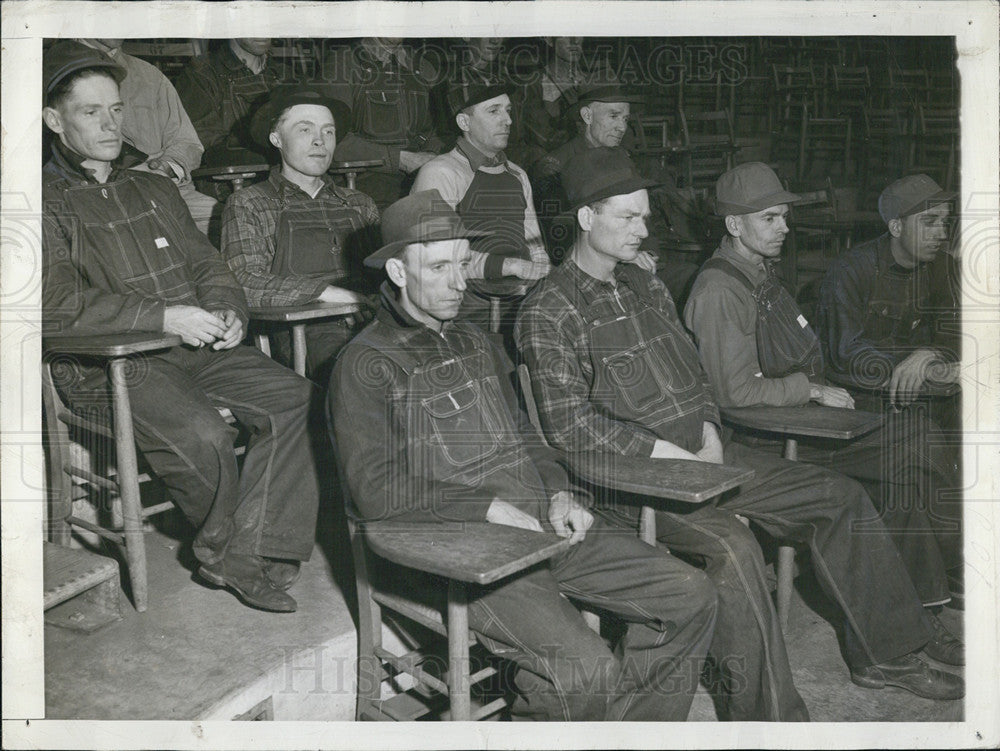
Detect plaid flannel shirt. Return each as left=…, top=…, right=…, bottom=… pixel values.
left=221, top=169, right=379, bottom=307
left=515, top=259, right=720, bottom=458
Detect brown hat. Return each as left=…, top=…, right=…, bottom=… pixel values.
left=249, top=86, right=351, bottom=148
left=364, top=190, right=485, bottom=268
left=714, top=162, right=801, bottom=216
left=878, top=174, right=954, bottom=223
left=561, top=147, right=658, bottom=212
left=44, top=40, right=125, bottom=99
left=447, top=82, right=510, bottom=117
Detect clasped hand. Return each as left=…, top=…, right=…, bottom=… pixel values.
left=163, top=306, right=243, bottom=350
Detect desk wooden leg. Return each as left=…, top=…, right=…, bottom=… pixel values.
left=776, top=436, right=799, bottom=630
left=447, top=580, right=472, bottom=721
left=489, top=298, right=502, bottom=335
left=291, top=324, right=308, bottom=377
left=109, top=358, right=148, bottom=612
left=346, top=171, right=358, bottom=190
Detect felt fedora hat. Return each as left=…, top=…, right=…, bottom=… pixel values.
left=249, top=86, right=352, bottom=148
left=364, top=190, right=486, bottom=268
left=447, top=82, right=511, bottom=117
left=561, top=147, right=659, bottom=213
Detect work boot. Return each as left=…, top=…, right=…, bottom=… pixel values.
left=850, top=653, right=963, bottom=700
left=198, top=553, right=297, bottom=612
left=922, top=612, right=964, bottom=666
left=264, top=558, right=302, bottom=591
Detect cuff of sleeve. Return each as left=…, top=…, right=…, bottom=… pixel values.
left=787, top=372, right=812, bottom=405
left=484, top=254, right=507, bottom=280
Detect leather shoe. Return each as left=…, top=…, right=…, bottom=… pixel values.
left=922, top=613, right=964, bottom=666
left=850, top=654, right=963, bottom=700
left=198, top=553, right=297, bottom=612
left=264, top=559, right=301, bottom=591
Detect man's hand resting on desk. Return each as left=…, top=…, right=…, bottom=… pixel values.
left=547, top=491, right=593, bottom=544
left=809, top=384, right=855, bottom=409
left=486, top=499, right=544, bottom=533
left=889, top=348, right=939, bottom=408
left=695, top=422, right=724, bottom=464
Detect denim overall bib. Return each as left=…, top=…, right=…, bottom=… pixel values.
left=375, top=325, right=547, bottom=520
left=269, top=195, right=365, bottom=282
left=700, top=257, right=824, bottom=381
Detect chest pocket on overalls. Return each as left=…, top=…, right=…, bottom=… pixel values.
left=272, top=202, right=360, bottom=279
left=592, top=306, right=699, bottom=414
left=754, top=276, right=824, bottom=380
left=358, top=87, right=406, bottom=143
left=863, top=298, right=920, bottom=347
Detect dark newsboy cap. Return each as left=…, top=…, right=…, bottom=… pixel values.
left=364, top=190, right=485, bottom=268
left=561, top=147, right=659, bottom=212
left=878, top=174, right=955, bottom=223
left=249, top=86, right=352, bottom=148
left=44, top=40, right=125, bottom=98
left=575, top=82, right=642, bottom=108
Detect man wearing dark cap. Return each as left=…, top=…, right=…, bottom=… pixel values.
left=684, top=163, right=963, bottom=658
left=328, top=190, right=718, bottom=722
left=411, top=84, right=551, bottom=340
left=516, top=148, right=964, bottom=718
left=816, top=174, right=960, bottom=411
left=221, top=87, right=379, bottom=383
left=42, top=41, right=319, bottom=613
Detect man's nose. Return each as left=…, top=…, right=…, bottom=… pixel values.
left=452, top=266, right=467, bottom=291
left=101, top=111, right=119, bottom=131
left=635, top=219, right=649, bottom=240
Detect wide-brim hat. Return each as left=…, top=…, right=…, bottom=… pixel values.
left=364, top=190, right=487, bottom=268
left=44, top=40, right=126, bottom=98
left=713, top=162, right=801, bottom=216
left=447, top=82, right=511, bottom=117
left=249, top=86, right=352, bottom=148
left=561, top=147, right=659, bottom=213
left=575, top=83, right=643, bottom=108
left=878, top=174, right=955, bottom=223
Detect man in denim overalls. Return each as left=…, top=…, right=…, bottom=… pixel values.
left=329, top=190, right=718, bottom=721
left=222, top=87, right=379, bottom=384
left=685, top=163, right=963, bottom=666
left=516, top=148, right=963, bottom=719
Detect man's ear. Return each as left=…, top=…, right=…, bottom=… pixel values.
left=887, top=218, right=903, bottom=238
left=455, top=112, right=470, bottom=134
left=42, top=107, right=64, bottom=134
left=385, top=256, right=407, bottom=287
left=580, top=105, right=593, bottom=126
left=268, top=131, right=281, bottom=149
left=577, top=205, right=594, bottom=232
left=725, top=215, right=741, bottom=237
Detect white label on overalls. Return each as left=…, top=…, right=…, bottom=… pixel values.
left=797, top=314, right=808, bottom=328
left=155, top=237, right=169, bottom=249
left=754, top=372, right=763, bottom=378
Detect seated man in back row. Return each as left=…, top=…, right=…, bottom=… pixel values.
left=329, top=190, right=718, bottom=721
left=222, top=86, right=379, bottom=384
left=42, top=41, right=319, bottom=613
left=515, top=147, right=963, bottom=719
left=683, top=162, right=962, bottom=662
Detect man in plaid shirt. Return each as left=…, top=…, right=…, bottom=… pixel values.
left=515, top=148, right=963, bottom=719
left=222, top=87, right=380, bottom=383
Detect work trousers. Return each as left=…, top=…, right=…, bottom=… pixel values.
left=734, top=407, right=962, bottom=605
left=468, top=514, right=718, bottom=721
left=271, top=317, right=358, bottom=387
left=64, top=345, right=320, bottom=565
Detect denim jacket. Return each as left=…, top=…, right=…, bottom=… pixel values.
left=329, top=283, right=571, bottom=524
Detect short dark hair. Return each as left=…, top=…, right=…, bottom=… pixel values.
left=45, top=67, right=118, bottom=110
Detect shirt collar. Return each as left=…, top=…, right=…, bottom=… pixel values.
left=563, top=255, right=643, bottom=301
left=717, top=235, right=770, bottom=285
left=226, top=40, right=268, bottom=74
left=267, top=166, right=344, bottom=201
left=50, top=139, right=138, bottom=184
left=456, top=136, right=506, bottom=171
left=376, top=281, right=456, bottom=337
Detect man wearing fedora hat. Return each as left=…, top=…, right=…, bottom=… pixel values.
left=516, top=149, right=963, bottom=717
left=412, top=83, right=552, bottom=342
left=328, top=190, right=718, bottom=722
left=684, top=162, right=963, bottom=660
left=221, top=86, right=379, bottom=383
left=41, top=41, right=320, bottom=612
